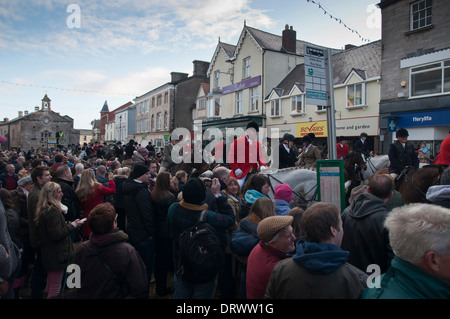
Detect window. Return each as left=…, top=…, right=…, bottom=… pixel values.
left=156, top=112, right=162, bottom=130
left=411, top=60, right=450, bottom=97
left=157, top=94, right=162, bottom=106
left=235, top=91, right=243, bottom=114
left=151, top=97, right=155, bottom=107
left=151, top=115, right=154, bottom=131
left=243, top=57, right=251, bottom=79
left=249, top=87, right=258, bottom=112
left=209, top=97, right=221, bottom=117
left=164, top=112, right=168, bottom=129
left=291, top=95, right=304, bottom=114
left=316, top=105, right=326, bottom=112
left=214, top=71, right=220, bottom=88
left=198, top=98, right=207, bottom=109
left=270, top=99, right=281, bottom=117
left=164, top=92, right=168, bottom=104
left=410, top=0, right=432, bottom=31
left=347, top=83, right=365, bottom=107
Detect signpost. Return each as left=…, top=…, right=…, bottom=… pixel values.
left=304, top=44, right=337, bottom=160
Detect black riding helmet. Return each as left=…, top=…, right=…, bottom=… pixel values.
left=396, top=128, right=409, bottom=138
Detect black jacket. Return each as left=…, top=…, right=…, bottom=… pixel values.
left=353, top=139, right=370, bottom=157
left=153, top=193, right=176, bottom=238
left=278, top=144, right=297, bottom=169
left=55, top=178, right=81, bottom=222
left=341, top=193, right=394, bottom=273
left=388, top=140, right=419, bottom=174
left=122, top=179, right=155, bottom=245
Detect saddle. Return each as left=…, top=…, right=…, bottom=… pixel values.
left=395, top=166, right=413, bottom=188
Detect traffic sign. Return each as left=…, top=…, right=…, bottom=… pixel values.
left=304, top=45, right=329, bottom=106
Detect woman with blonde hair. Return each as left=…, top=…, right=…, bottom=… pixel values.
left=35, top=182, right=84, bottom=298
left=75, top=169, right=115, bottom=239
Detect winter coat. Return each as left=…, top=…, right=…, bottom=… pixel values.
left=0, top=172, right=19, bottom=191
left=167, top=197, right=235, bottom=283
left=353, top=139, right=370, bottom=157
left=434, top=134, right=450, bottom=165
left=228, top=135, right=266, bottom=181
left=388, top=140, right=419, bottom=174
left=341, top=193, right=394, bottom=273
left=0, top=199, right=20, bottom=281
left=79, top=180, right=116, bottom=238
left=278, top=144, right=296, bottom=169
left=297, top=144, right=321, bottom=169
left=336, top=142, right=350, bottom=160
left=55, top=178, right=81, bottom=222
left=112, top=176, right=128, bottom=209
left=246, top=241, right=291, bottom=299
left=27, top=183, right=43, bottom=248
left=264, top=240, right=367, bottom=299
left=274, top=199, right=291, bottom=216
left=362, top=256, right=450, bottom=299
left=153, top=193, right=176, bottom=239
left=10, top=186, right=29, bottom=240
left=74, top=229, right=148, bottom=299
left=230, top=216, right=259, bottom=261
left=426, top=185, right=450, bottom=208
left=37, top=205, right=75, bottom=271
left=122, top=179, right=154, bottom=245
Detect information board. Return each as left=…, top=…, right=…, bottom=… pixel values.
left=304, top=45, right=329, bottom=106
left=316, top=160, right=346, bottom=213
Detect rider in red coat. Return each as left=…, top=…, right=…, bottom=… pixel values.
left=228, top=121, right=267, bottom=188
left=336, top=136, right=350, bottom=160
left=434, top=133, right=450, bottom=166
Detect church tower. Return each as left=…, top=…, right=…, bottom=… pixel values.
left=41, top=94, right=51, bottom=112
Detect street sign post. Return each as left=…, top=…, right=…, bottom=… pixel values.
left=304, top=44, right=337, bottom=159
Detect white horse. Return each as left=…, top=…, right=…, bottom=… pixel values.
left=259, top=167, right=319, bottom=209
left=361, top=155, right=390, bottom=184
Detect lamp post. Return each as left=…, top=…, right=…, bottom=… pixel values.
left=119, top=115, right=122, bottom=144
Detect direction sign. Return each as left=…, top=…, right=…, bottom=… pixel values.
left=304, top=45, right=329, bottom=106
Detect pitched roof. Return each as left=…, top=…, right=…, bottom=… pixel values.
left=265, top=64, right=306, bottom=99
left=332, top=40, right=381, bottom=85
left=100, top=100, right=109, bottom=113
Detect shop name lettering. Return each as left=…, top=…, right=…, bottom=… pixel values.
left=336, top=124, right=371, bottom=131
left=300, top=122, right=324, bottom=133
left=412, top=116, right=432, bottom=122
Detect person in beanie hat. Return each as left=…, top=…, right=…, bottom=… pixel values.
left=246, top=215, right=295, bottom=299
left=167, top=177, right=235, bottom=299
left=388, top=128, right=419, bottom=179
left=228, top=121, right=267, bottom=188
left=121, top=162, right=154, bottom=293
left=274, top=184, right=293, bottom=216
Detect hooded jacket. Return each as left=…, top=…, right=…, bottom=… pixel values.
left=362, top=256, right=450, bottom=299
left=426, top=185, right=450, bottom=208
left=74, top=229, right=148, bottom=299
left=341, top=193, right=394, bottom=273
left=264, top=240, right=367, bottom=299
left=122, top=179, right=154, bottom=245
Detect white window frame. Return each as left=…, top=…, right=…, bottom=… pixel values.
left=249, top=87, right=258, bottom=112
left=243, top=57, right=251, bottom=79
left=156, top=112, right=161, bottom=130
left=410, top=60, right=450, bottom=97
left=235, top=91, right=243, bottom=114
left=198, top=98, right=207, bottom=109
left=410, top=0, right=432, bottom=31
left=290, top=95, right=305, bottom=114
left=346, top=83, right=366, bottom=108
left=209, top=97, right=221, bottom=117
left=214, top=71, right=220, bottom=88
left=270, top=99, right=281, bottom=117
left=316, top=105, right=326, bottom=113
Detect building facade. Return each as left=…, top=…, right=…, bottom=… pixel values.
left=378, top=0, right=450, bottom=155
left=0, top=94, right=79, bottom=150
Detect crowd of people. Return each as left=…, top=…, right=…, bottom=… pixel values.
left=0, top=123, right=449, bottom=300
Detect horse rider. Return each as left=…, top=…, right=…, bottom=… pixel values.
left=336, top=136, right=350, bottom=160
left=278, top=133, right=297, bottom=169
left=354, top=132, right=370, bottom=158
left=388, top=128, right=419, bottom=181
left=228, top=121, right=267, bottom=188
left=296, top=135, right=321, bottom=169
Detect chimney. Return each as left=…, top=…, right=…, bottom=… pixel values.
left=192, top=60, right=210, bottom=76
left=282, top=24, right=297, bottom=54
left=35, top=106, right=39, bottom=111
left=18, top=111, right=23, bottom=117
left=24, top=110, right=29, bottom=115
left=3, top=118, right=8, bottom=122
left=171, top=72, right=189, bottom=83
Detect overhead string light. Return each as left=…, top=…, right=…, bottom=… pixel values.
left=306, top=0, right=372, bottom=43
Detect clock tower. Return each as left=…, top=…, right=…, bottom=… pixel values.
left=41, top=94, right=51, bottom=112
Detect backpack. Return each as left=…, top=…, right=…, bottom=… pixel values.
left=177, top=210, right=225, bottom=283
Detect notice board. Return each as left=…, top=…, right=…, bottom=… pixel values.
left=316, top=160, right=345, bottom=213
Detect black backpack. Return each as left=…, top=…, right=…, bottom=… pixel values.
left=177, top=210, right=225, bottom=283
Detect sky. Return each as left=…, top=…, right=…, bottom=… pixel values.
left=0, top=0, right=381, bottom=129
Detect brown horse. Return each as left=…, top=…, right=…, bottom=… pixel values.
left=373, top=165, right=443, bottom=204
left=344, top=151, right=368, bottom=205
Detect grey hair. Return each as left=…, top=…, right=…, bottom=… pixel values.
left=385, top=203, right=450, bottom=265
left=75, top=163, right=84, bottom=172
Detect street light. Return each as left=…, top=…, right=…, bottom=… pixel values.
left=119, top=115, right=122, bottom=144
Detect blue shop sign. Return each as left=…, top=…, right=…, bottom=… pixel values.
left=393, top=109, right=450, bottom=128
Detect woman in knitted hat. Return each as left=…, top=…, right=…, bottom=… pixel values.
left=274, top=184, right=293, bottom=216
left=246, top=215, right=295, bottom=299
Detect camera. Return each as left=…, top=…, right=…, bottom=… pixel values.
left=203, top=179, right=212, bottom=187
